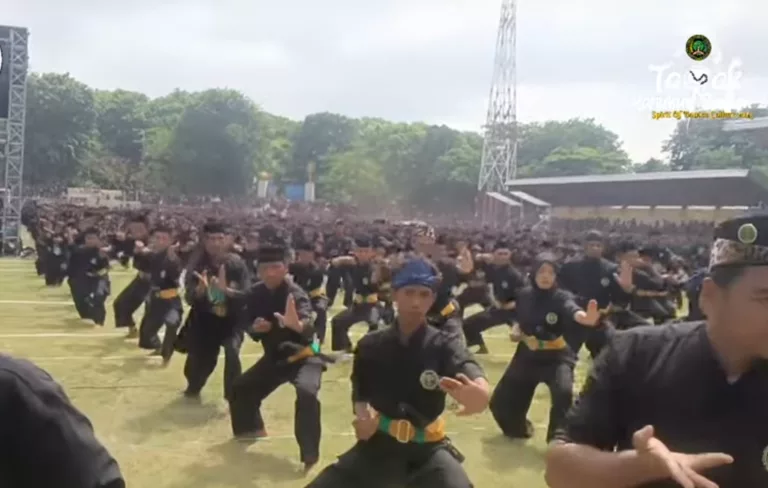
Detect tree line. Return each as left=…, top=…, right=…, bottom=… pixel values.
left=21, top=72, right=768, bottom=211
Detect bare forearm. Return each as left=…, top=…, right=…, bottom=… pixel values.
left=545, top=442, right=663, bottom=488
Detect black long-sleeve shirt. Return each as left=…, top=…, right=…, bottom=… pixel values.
left=244, top=280, right=314, bottom=360
left=554, top=322, right=768, bottom=488
left=0, top=354, right=125, bottom=488
left=351, top=323, right=485, bottom=428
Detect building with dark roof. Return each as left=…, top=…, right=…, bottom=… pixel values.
left=505, top=169, right=768, bottom=208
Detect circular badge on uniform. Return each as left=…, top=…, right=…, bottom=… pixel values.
left=762, top=445, right=768, bottom=471
left=737, top=223, right=758, bottom=244
left=545, top=312, right=558, bottom=325
left=362, top=277, right=369, bottom=285
left=477, top=271, right=485, bottom=278
left=160, top=270, right=166, bottom=279
left=600, top=277, right=610, bottom=287
left=90, top=258, right=97, bottom=265
left=501, top=281, right=508, bottom=289
left=419, top=370, right=440, bottom=391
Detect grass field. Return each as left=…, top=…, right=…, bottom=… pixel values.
left=0, top=257, right=593, bottom=488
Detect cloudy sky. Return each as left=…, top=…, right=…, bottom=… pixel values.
left=4, top=0, right=766, bottom=162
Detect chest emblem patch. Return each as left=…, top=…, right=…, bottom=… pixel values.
left=501, top=281, right=508, bottom=289
left=762, top=445, right=768, bottom=471
left=545, top=312, right=558, bottom=325
left=90, top=258, right=97, bottom=265
left=600, top=277, right=610, bottom=287
left=477, top=271, right=485, bottom=278
left=362, top=277, right=368, bottom=285
left=419, top=370, right=440, bottom=391
left=160, top=270, right=166, bottom=279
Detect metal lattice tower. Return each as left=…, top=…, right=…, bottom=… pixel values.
left=0, top=26, right=28, bottom=255
left=478, top=0, right=518, bottom=193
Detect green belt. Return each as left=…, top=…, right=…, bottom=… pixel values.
left=378, top=415, right=428, bottom=444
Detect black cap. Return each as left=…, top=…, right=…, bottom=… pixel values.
left=585, top=230, right=603, bottom=243
left=710, top=211, right=768, bottom=269
left=354, top=235, right=373, bottom=248
left=151, top=224, right=173, bottom=235
left=494, top=239, right=510, bottom=251
left=294, top=240, right=314, bottom=252
left=256, top=244, right=288, bottom=263
left=203, top=220, right=229, bottom=234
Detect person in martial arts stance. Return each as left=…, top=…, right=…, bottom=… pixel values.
left=136, top=225, right=183, bottom=366
left=489, top=254, right=599, bottom=441
left=229, top=243, right=324, bottom=471
left=182, top=220, right=250, bottom=401
left=113, top=214, right=152, bottom=338
left=305, top=258, right=490, bottom=488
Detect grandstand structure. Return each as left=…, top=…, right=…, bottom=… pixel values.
left=504, top=169, right=768, bottom=223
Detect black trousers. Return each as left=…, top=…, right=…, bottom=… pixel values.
left=113, top=276, right=151, bottom=328
left=43, top=255, right=67, bottom=286
left=311, top=297, right=328, bottom=344
left=138, top=295, right=183, bottom=361
left=489, top=346, right=575, bottom=442
left=305, top=434, right=473, bottom=488
left=331, top=303, right=380, bottom=352
left=69, top=276, right=110, bottom=325
left=229, top=356, right=323, bottom=463
left=462, top=306, right=516, bottom=348
left=456, top=286, right=490, bottom=312
left=326, top=266, right=353, bottom=307
left=182, top=308, right=243, bottom=400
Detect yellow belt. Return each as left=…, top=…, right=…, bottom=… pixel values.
left=309, top=287, right=325, bottom=299
left=440, top=301, right=456, bottom=317
left=155, top=288, right=179, bottom=299
left=354, top=294, right=379, bottom=304
left=378, top=415, right=446, bottom=444
left=287, top=346, right=313, bottom=364
left=522, top=335, right=567, bottom=351
left=212, top=303, right=227, bottom=317
left=599, top=304, right=626, bottom=314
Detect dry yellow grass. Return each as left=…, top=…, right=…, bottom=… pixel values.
left=0, top=258, right=594, bottom=488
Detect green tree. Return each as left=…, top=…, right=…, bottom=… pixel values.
left=526, top=146, right=630, bottom=177
left=167, top=89, right=260, bottom=196
left=289, top=112, right=359, bottom=190
left=24, top=73, right=98, bottom=185
left=321, top=147, right=388, bottom=207
left=633, top=157, right=669, bottom=173
left=662, top=105, right=768, bottom=170
left=94, top=89, right=149, bottom=164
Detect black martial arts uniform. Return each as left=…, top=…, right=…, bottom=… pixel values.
left=68, top=245, right=110, bottom=326
left=330, top=258, right=381, bottom=352
left=137, top=248, right=184, bottom=362
left=462, top=261, right=525, bottom=350
left=0, top=354, right=125, bottom=488
left=553, top=322, right=768, bottom=487
left=490, top=284, right=581, bottom=441
left=182, top=252, right=250, bottom=400
left=324, top=234, right=354, bottom=307
left=113, top=246, right=151, bottom=330
left=42, top=234, right=69, bottom=286
left=305, top=323, right=485, bottom=488
left=230, top=280, right=322, bottom=466
left=558, top=256, right=633, bottom=358
left=289, top=261, right=328, bottom=344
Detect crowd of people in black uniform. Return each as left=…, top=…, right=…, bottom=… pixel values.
left=2, top=200, right=766, bottom=488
